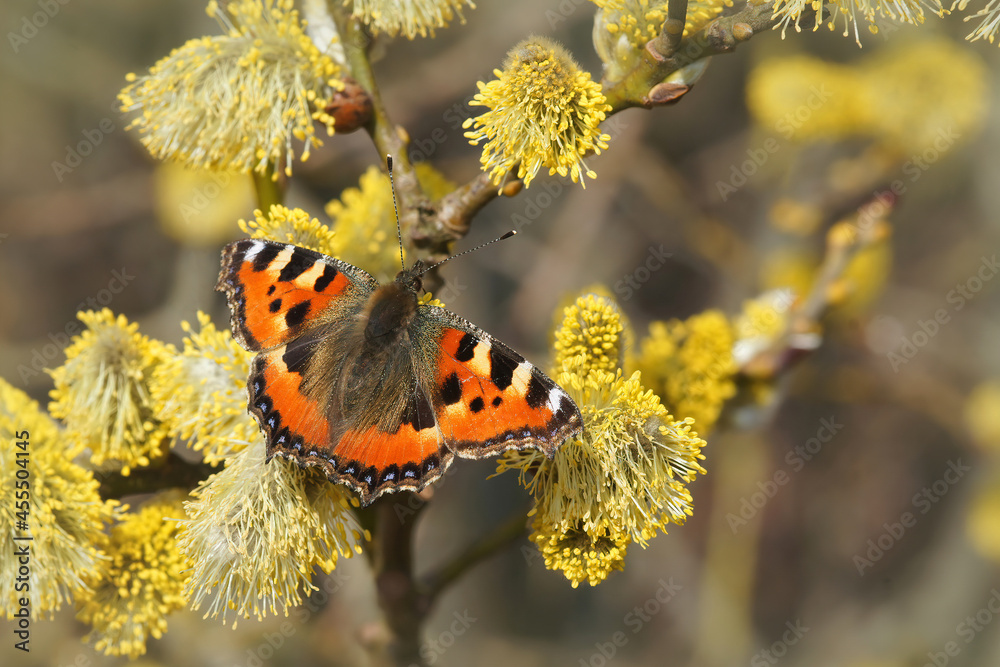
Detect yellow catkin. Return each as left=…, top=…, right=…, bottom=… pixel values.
left=464, top=38, right=611, bottom=189
left=498, top=293, right=707, bottom=587
left=78, top=494, right=191, bottom=658
left=48, top=309, right=173, bottom=476
left=119, top=0, right=342, bottom=177
left=0, top=379, right=118, bottom=618
left=351, top=0, right=476, bottom=38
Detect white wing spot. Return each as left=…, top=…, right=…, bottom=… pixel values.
left=243, top=240, right=264, bottom=262
left=548, top=386, right=564, bottom=411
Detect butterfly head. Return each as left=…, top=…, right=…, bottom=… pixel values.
left=384, top=153, right=515, bottom=297
left=393, top=260, right=427, bottom=295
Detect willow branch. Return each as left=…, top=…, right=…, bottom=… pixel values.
left=431, top=172, right=505, bottom=241
left=97, top=450, right=216, bottom=499
left=252, top=163, right=285, bottom=209
left=422, top=511, right=528, bottom=603
left=740, top=193, right=895, bottom=379
left=650, top=0, right=690, bottom=58
left=327, top=4, right=428, bottom=236
left=603, top=1, right=781, bottom=111
left=326, top=2, right=521, bottom=283
left=371, top=494, right=430, bottom=667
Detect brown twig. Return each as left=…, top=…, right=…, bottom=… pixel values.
left=650, top=0, right=690, bottom=58
left=97, top=450, right=216, bottom=499
left=325, top=2, right=515, bottom=287
left=327, top=4, right=428, bottom=241
left=603, top=1, right=782, bottom=112
left=431, top=172, right=504, bottom=242
left=366, top=495, right=531, bottom=665
left=370, top=494, right=430, bottom=666
left=740, top=193, right=895, bottom=380
left=422, top=511, right=528, bottom=604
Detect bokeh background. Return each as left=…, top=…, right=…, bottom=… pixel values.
left=3, top=1, right=1000, bottom=666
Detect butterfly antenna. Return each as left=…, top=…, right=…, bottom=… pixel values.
left=387, top=155, right=405, bottom=271
left=416, top=230, right=517, bottom=277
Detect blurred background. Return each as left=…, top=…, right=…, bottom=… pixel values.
left=3, top=1, right=1000, bottom=666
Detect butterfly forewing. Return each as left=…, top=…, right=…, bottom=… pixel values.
left=217, top=239, right=377, bottom=351
left=412, top=309, right=583, bottom=459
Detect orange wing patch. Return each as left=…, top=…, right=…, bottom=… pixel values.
left=334, top=426, right=438, bottom=473
left=326, top=386, right=448, bottom=503
left=331, top=417, right=450, bottom=503
left=218, top=240, right=354, bottom=351
left=431, top=328, right=582, bottom=458
left=249, top=342, right=331, bottom=459
left=254, top=339, right=449, bottom=504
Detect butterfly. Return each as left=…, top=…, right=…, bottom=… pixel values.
left=216, top=238, right=583, bottom=505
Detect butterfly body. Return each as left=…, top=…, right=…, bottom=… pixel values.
left=218, top=239, right=582, bottom=505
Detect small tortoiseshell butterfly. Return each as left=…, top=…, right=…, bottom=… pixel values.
left=217, top=236, right=583, bottom=505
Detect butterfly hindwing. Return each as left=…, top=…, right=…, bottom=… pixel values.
left=217, top=239, right=377, bottom=351
left=249, top=335, right=332, bottom=457
left=414, top=309, right=583, bottom=459
left=327, top=386, right=453, bottom=502
left=245, top=302, right=453, bottom=505
left=256, top=337, right=452, bottom=503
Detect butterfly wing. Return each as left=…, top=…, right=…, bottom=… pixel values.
left=412, top=306, right=583, bottom=459
left=218, top=242, right=581, bottom=506
left=220, top=241, right=454, bottom=504
left=217, top=239, right=378, bottom=352
left=288, top=303, right=582, bottom=504
left=246, top=335, right=454, bottom=504
left=313, top=382, right=454, bottom=503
